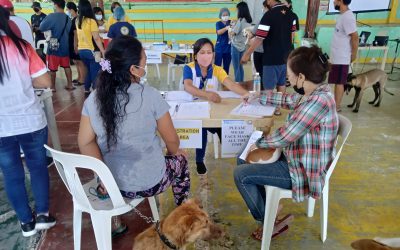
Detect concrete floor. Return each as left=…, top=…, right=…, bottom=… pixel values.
left=5, top=61, right=399, bottom=250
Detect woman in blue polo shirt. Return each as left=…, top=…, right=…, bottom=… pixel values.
left=183, top=38, right=249, bottom=175
left=215, top=7, right=231, bottom=74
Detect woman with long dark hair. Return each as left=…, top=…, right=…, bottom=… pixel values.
left=78, top=36, right=190, bottom=235
left=76, top=0, right=105, bottom=94
left=230, top=1, right=252, bottom=82
left=0, top=6, right=56, bottom=237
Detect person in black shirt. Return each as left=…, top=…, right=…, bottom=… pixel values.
left=31, top=2, right=46, bottom=47
left=241, top=0, right=297, bottom=115
left=283, top=0, right=300, bottom=48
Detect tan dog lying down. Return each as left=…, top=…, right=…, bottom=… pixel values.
left=246, top=128, right=282, bottom=164
left=346, top=69, right=394, bottom=113
left=133, top=198, right=223, bottom=250
left=351, top=238, right=400, bottom=250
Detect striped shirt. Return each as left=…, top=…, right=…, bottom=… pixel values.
left=257, top=84, right=339, bottom=202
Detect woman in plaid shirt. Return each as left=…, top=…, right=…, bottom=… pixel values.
left=234, top=46, right=339, bottom=240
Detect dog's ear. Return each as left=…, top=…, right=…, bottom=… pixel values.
left=185, top=197, right=204, bottom=208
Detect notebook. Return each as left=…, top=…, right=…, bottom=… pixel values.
left=169, top=102, right=210, bottom=119
left=230, top=100, right=275, bottom=118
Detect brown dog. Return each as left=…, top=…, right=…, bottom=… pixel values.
left=346, top=69, right=394, bottom=113
left=133, top=198, right=223, bottom=250
left=351, top=239, right=400, bottom=250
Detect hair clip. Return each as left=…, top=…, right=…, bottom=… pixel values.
left=318, top=53, right=330, bottom=65
left=99, top=58, right=112, bottom=74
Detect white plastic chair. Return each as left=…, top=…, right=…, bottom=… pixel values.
left=44, top=145, right=159, bottom=250
left=260, top=114, right=352, bottom=250
left=167, top=55, right=187, bottom=85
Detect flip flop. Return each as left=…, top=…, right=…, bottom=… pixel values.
left=64, top=86, right=76, bottom=91
left=272, top=225, right=289, bottom=239
left=72, top=79, right=78, bottom=84
left=274, top=214, right=294, bottom=233
left=112, top=224, right=128, bottom=239
left=74, top=82, right=84, bottom=86
left=250, top=225, right=289, bottom=241
left=274, top=110, right=282, bottom=116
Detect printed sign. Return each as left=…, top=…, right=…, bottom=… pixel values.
left=221, top=120, right=254, bottom=158
left=145, top=50, right=162, bottom=64
left=172, top=120, right=202, bottom=148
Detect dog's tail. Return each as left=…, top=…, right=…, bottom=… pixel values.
left=384, top=87, right=395, bottom=96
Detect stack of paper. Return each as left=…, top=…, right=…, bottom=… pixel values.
left=171, top=102, right=210, bottom=119
left=163, top=91, right=194, bottom=102
left=216, top=91, right=242, bottom=99
left=230, top=100, right=275, bottom=118
left=239, top=131, right=263, bottom=161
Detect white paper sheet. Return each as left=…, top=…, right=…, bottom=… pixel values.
left=239, top=131, right=263, bottom=161
left=163, top=91, right=194, bottom=102
left=230, top=99, right=275, bottom=117
left=216, top=91, right=242, bottom=99
left=174, top=102, right=210, bottom=119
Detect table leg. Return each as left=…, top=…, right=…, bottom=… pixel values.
left=382, top=47, right=389, bottom=71
left=43, top=96, right=62, bottom=150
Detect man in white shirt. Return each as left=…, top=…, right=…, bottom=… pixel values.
left=328, top=0, right=358, bottom=112
left=0, top=0, right=35, bottom=47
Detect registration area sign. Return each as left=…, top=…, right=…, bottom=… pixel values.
left=221, top=120, right=254, bottom=158
left=172, top=120, right=202, bottom=148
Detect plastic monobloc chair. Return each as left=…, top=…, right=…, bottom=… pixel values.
left=44, top=145, right=159, bottom=250
left=260, top=114, right=352, bottom=250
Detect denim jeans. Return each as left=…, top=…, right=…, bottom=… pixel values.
left=0, top=127, right=49, bottom=223
left=262, top=64, right=287, bottom=90
left=215, top=52, right=231, bottom=74
left=195, top=128, right=221, bottom=163
left=231, top=45, right=245, bottom=82
left=234, top=153, right=292, bottom=222
left=78, top=49, right=100, bottom=91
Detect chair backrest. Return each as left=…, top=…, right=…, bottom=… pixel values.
left=325, top=114, right=352, bottom=182
left=173, top=54, right=187, bottom=65
left=44, top=145, right=127, bottom=211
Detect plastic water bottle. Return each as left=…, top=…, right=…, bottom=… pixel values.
left=253, top=72, right=261, bottom=93
left=172, top=39, right=179, bottom=51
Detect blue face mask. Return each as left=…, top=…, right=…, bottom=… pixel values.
left=66, top=11, right=71, bottom=18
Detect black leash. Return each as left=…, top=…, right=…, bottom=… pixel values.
left=155, top=221, right=178, bottom=250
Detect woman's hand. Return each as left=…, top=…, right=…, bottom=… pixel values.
left=175, top=149, right=188, bottom=158
left=206, top=91, right=222, bottom=103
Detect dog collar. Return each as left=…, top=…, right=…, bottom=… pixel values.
left=155, top=221, right=178, bottom=250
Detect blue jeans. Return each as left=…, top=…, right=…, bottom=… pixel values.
left=78, top=49, right=100, bottom=91
left=262, top=64, right=287, bottom=90
left=195, top=128, right=221, bottom=163
left=215, top=51, right=231, bottom=74
left=0, top=127, right=49, bottom=223
left=231, top=46, right=245, bottom=82
left=234, top=154, right=292, bottom=222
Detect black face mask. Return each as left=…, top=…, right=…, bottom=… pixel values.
left=334, top=4, right=340, bottom=11
left=293, top=77, right=305, bottom=95
left=33, top=7, right=40, bottom=13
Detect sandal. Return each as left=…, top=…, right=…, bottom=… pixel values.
left=88, top=184, right=109, bottom=200
left=74, top=82, right=84, bottom=86
left=274, top=214, right=294, bottom=232
left=64, top=86, right=76, bottom=91
left=251, top=225, right=290, bottom=241
left=72, top=79, right=78, bottom=84
left=112, top=224, right=128, bottom=239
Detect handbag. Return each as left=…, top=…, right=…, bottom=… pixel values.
left=47, top=16, right=69, bottom=52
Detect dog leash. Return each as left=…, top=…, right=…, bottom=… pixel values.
left=155, top=221, right=178, bottom=250
left=129, top=204, right=178, bottom=249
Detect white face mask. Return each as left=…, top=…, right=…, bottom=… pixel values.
left=221, top=16, right=229, bottom=22
left=66, top=10, right=71, bottom=18
left=133, top=65, right=148, bottom=84
left=95, top=14, right=103, bottom=21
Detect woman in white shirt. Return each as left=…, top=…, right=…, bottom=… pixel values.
left=0, top=6, right=56, bottom=237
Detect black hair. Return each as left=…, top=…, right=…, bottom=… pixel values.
left=78, top=0, right=95, bottom=29
left=288, top=45, right=330, bottom=84
left=0, top=6, right=28, bottom=85
left=96, top=36, right=144, bottom=150
left=93, top=7, right=104, bottom=16
left=262, top=0, right=268, bottom=7
left=285, top=0, right=293, bottom=10
left=193, top=38, right=214, bottom=61
left=66, top=2, right=77, bottom=12
left=343, top=0, right=351, bottom=5
left=236, top=2, right=252, bottom=23
left=52, top=0, right=66, bottom=10
left=111, top=2, right=121, bottom=13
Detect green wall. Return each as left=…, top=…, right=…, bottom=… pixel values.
left=13, top=1, right=400, bottom=63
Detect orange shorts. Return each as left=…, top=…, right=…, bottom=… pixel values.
left=46, top=55, right=70, bottom=71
